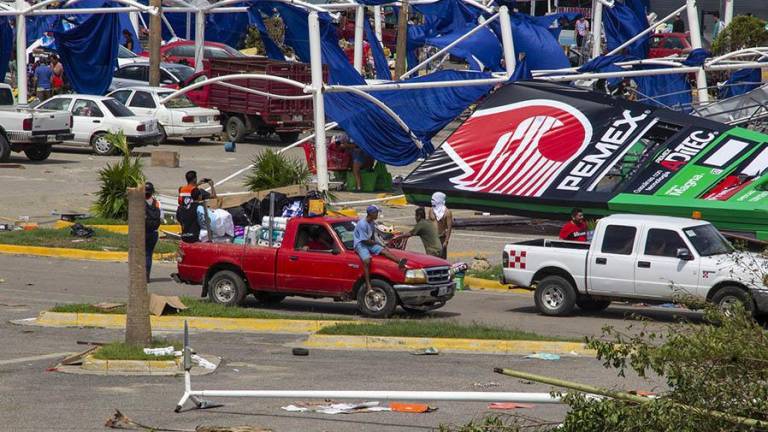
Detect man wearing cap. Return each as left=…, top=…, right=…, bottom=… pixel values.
left=145, top=182, right=163, bottom=282
left=354, top=205, right=407, bottom=292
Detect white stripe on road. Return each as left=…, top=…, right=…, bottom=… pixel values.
left=0, top=352, right=74, bottom=366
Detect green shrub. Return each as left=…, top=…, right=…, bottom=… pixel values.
left=712, top=15, right=768, bottom=55
left=92, top=131, right=145, bottom=220
left=244, top=149, right=310, bottom=191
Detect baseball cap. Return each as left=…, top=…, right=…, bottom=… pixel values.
left=145, top=182, right=155, bottom=194
left=366, top=205, right=380, bottom=214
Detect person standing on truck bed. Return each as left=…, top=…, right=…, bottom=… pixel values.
left=427, top=192, right=453, bottom=259
left=559, top=208, right=588, bottom=242
left=403, top=207, right=443, bottom=257
left=178, top=170, right=217, bottom=206
left=354, top=205, right=407, bottom=292
left=176, top=187, right=203, bottom=243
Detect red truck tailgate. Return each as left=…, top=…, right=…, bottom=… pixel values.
left=178, top=241, right=277, bottom=292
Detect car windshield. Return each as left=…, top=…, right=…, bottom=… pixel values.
left=102, top=99, right=134, bottom=117
left=158, top=92, right=196, bottom=108
left=166, top=65, right=195, bottom=82
left=118, top=45, right=137, bottom=58
left=332, top=221, right=356, bottom=250
left=683, top=224, right=734, bottom=256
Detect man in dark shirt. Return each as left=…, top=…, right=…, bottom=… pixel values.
left=559, top=208, right=588, bottom=242
left=176, top=188, right=202, bottom=243
left=403, top=207, right=442, bottom=257
left=672, top=14, right=685, bottom=33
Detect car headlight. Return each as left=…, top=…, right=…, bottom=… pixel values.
left=404, top=269, right=427, bottom=284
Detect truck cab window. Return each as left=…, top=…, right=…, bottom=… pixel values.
left=295, top=224, right=334, bottom=252
left=601, top=225, right=636, bottom=255
left=644, top=229, right=689, bottom=257
left=332, top=222, right=356, bottom=250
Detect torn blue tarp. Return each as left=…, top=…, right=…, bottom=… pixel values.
left=248, top=8, right=284, bottom=61
left=363, top=17, right=391, bottom=80
left=498, top=13, right=570, bottom=70
left=635, top=70, right=691, bottom=111
left=425, top=26, right=502, bottom=71
left=325, top=70, right=494, bottom=165
left=603, top=0, right=649, bottom=58
left=682, top=48, right=710, bottom=66
left=532, top=12, right=582, bottom=39
left=0, top=17, right=11, bottom=81
left=54, top=10, right=120, bottom=95
left=578, top=54, right=634, bottom=87
left=721, top=67, right=763, bottom=99
left=158, top=11, right=250, bottom=48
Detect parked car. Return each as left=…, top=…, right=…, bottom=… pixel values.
left=139, top=40, right=244, bottom=68
left=107, top=86, right=221, bottom=144
left=502, top=214, right=768, bottom=317
left=110, top=62, right=198, bottom=91
left=0, top=84, right=73, bottom=162
left=35, top=95, right=161, bottom=155
left=117, top=45, right=140, bottom=67
left=173, top=216, right=456, bottom=318
left=649, top=32, right=691, bottom=58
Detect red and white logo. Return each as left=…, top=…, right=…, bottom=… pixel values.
left=444, top=99, right=593, bottom=197
left=508, top=250, right=527, bottom=269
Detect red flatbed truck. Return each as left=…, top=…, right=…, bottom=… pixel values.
left=172, top=216, right=456, bottom=318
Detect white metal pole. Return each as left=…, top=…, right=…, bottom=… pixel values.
left=191, top=390, right=564, bottom=403
left=591, top=0, right=603, bottom=58
left=194, top=10, right=205, bottom=72
left=547, top=0, right=552, bottom=14
left=309, top=11, right=329, bottom=193
left=130, top=12, right=139, bottom=33
left=723, top=0, right=733, bottom=26
left=373, top=5, right=382, bottom=47
left=185, top=12, right=191, bottom=40
left=353, top=5, right=365, bottom=73
left=686, top=0, right=709, bottom=103
left=499, top=6, right=516, bottom=77
left=15, top=1, right=27, bottom=105
left=531, top=0, right=537, bottom=16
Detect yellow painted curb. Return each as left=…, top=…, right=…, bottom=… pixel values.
left=53, top=220, right=181, bottom=234
left=82, top=354, right=180, bottom=374
left=36, top=311, right=351, bottom=334
left=0, top=244, right=175, bottom=262
left=464, top=276, right=532, bottom=295
left=305, top=334, right=594, bottom=356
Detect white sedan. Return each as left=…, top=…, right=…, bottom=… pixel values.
left=36, top=95, right=161, bottom=155
left=107, top=86, right=221, bottom=144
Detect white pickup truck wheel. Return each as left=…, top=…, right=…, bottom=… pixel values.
left=712, top=286, right=755, bottom=315
left=534, top=275, right=577, bottom=316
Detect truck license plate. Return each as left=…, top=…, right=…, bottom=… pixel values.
left=199, top=116, right=208, bottom=123
left=437, top=286, right=449, bottom=296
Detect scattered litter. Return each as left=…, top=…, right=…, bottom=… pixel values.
left=149, top=294, right=187, bottom=316
left=630, top=390, right=657, bottom=397
left=389, top=402, right=435, bottom=413
left=92, top=302, right=124, bottom=312
left=143, top=346, right=175, bottom=356
left=69, top=223, right=94, bottom=238
left=0, top=163, right=23, bottom=169
left=411, top=347, right=439, bottom=355
left=518, top=380, right=535, bottom=385
left=192, top=354, right=217, bottom=370
left=59, top=346, right=99, bottom=366
left=106, top=409, right=274, bottom=431
left=488, top=402, right=535, bottom=410
left=472, top=381, right=501, bottom=389
left=525, top=353, right=561, bottom=361
left=0, top=278, right=5, bottom=283
left=660, top=303, right=682, bottom=309
left=282, top=401, right=389, bottom=415
left=26, top=283, right=34, bottom=287
left=569, top=350, right=580, bottom=356
left=292, top=348, right=309, bottom=356
left=232, top=368, right=240, bottom=372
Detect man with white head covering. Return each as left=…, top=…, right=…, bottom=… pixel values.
left=427, top=192, right=454, bottom=259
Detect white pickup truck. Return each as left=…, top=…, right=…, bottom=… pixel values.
left=502, top=214, right=768, bottom=317
left=0, top=84, right=73, bottom=162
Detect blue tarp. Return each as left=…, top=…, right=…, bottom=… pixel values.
left=635, top=71, right=691, bottom=111
left=247, top=8, right=285, bottom=61
left=578, top=54, right=632, bottom=87
left=363, top=17, right=391, bottom=80
left=325, top=70, right=494, bottom=165
left=159, top=11, right=250, bottom=49
left=532, top=12, right=582, bottom=39
left=721, top=67, right=763, bottom=99
left=498, top=13, right=570, bottom=70
left=54, top=11, right=120, bottom=95
left=603, top=0, right=649, bottom=58
left=0, top=17, right=11, bottom=81
left=682, top=48, right=710, bottom=66
left=425, top=26, right=502, bottom=71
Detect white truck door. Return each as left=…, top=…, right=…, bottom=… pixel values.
left=635, top=228, right=700, bottom=298
left=588, top=224, right=638, bottom=296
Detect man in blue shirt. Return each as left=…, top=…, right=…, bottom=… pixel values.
left=354, top=205, right=406, bottom=291
left=33, top=59, right=53, bottom=101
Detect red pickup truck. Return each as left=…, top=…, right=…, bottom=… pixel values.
left=173, top=216, right=456, bottom=318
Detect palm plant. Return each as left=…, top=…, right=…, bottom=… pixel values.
left=92, top=131, right=145, bottom=220
left=244, top=149, right=310, bottom=191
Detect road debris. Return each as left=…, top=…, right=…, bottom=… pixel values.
left=389, top=402, right=435, bottom=413
left=282, top=401, right=390, bottom=415
left=472, top=381, right=501, bottom=389
left=525, top=353, right=560, bottom=361
left=488, top=402, right=535, bottom=410
left=411, top=347, right=439, bottom=355
left=105, top=409, right=272, bottom=431
left=292, top=347, right=309, bottom=356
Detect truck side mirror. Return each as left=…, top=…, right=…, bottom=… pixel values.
left=676, top=248, right=693, bottom=261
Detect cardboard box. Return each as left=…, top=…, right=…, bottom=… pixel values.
left=149, top=294, right=188, bottom=316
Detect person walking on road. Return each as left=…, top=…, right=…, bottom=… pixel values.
left=403, top=207, right=442, bottom=257
left=178, top=170, right=216, bottom=205
left=427, top=192, right=453, bottom=259
left=144, top=182, right=162, bottom=282
left=559, top=208, right=588, bottom=242
left=354, top=205, right=407, bottom=292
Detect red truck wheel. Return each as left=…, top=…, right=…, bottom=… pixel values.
left=357, top=279, right=397, bottom=318
left=208, top=270, right=248, bottom=306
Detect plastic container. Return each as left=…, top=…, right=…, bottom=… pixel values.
left=360, top=171, right=378, bottom=192
left=454, top=273, right=465, bottom=291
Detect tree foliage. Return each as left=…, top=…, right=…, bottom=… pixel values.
left=244, top=16, right=285, bottom=55
left=92, top=132, right=145, bottom=220
left=712, top=15, right=768, bottom=55
left=244, top=149, right=310, bottom=191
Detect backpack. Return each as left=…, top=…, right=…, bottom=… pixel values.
left=259, top=192, right=288, bottom=218
left=145, top=201, right=161, bottom=232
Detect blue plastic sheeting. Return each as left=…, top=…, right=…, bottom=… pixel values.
left=247, top=9, right=285, bottom=61
left=682, top=48, right=710, bottom=66
left=412, top=0, right=480, bottom=35
left=26, top=16, right=58, bottom=45
left=158, top=11, right=250, bottom=48
left=426, top=26, right=502, bottom=71
left=363, top=17, right=391, bottom=80
left=635, top=71, right=691, bottom=111
left=532, top=12, right=582, bottom=39
left=325, top=70, right=494, bottom=165
left=252, top=2, right=364, bottom=85
left=603, top=0, right=649, bottom=58
left=494, top=13, right=570, bottom=71
left=0, top=17, right=11, bottom=81
left=54, top=11, right=120, bottom=95
left=577, top=54, right=632, bottom=87
left=721, top=67, right=763, bottom=99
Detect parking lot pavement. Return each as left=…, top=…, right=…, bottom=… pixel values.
left=0, top=316, right=658, bottom=432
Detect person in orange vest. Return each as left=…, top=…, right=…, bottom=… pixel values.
left=178, top=170, right=217, bottom=206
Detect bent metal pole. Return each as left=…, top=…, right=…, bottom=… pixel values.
left=308, top=11, right=329, bottom=193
